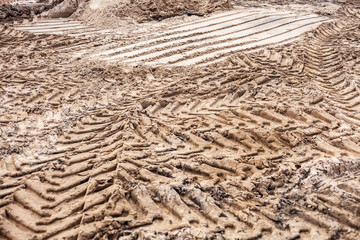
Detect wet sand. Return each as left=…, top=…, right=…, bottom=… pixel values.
left=1, top=1, right=360, bottom=239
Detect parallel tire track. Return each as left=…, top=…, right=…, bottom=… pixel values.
left=87, top=9, right=327, bottom=66
left=14, top=8, right=328, bottom=67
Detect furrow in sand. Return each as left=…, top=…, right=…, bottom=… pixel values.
left=115, top=16, right=325, bottom=65
left=15, top=23, right=84, bottom=30
left=100, top=13, right=297, bottom=61
left=90, top=11, right=281, bottom=58
left=164, top=8, right=292, bottom=33
left=169, top=18, right=327, bottom=66
left=166, top=9, right=253, bottom=30
left=15, top=26, right=91, bottom=34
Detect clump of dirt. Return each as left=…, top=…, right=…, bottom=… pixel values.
left=44, top=0, right=233, bottom=24
left=41, top=0, right=77, bottom=18
left=0, top=1, right=63, bottom=23
left=0, top=4, right=34, bottom=22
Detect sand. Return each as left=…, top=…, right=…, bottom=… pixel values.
left=1, top=0, right=360, bottom=239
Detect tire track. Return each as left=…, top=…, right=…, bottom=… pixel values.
left=12, top=9, right=328, bottom=67
left=87, top=11, right=327, bottom=65
left=1, top=5, right=360, bottom=240
left=14, top=19, right=108, bottom=36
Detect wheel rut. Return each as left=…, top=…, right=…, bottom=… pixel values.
left=1, top=4, right=360, bottom=240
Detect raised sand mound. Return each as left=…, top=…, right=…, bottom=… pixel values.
left=43, top=0, right=233, bottom=23
left=41, top=0, right=77, bottom=18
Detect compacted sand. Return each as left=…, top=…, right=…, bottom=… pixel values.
left=0, top=0, right=360, bottom=239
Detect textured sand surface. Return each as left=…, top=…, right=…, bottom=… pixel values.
left=1, top=1, right=360, bottom=239
left=15, top=7, right=329, bottom=66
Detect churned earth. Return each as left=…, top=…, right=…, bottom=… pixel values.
left=0, top=0, right=360, bottom=239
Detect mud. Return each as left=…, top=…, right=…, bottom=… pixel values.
left=1, top=0, right=360, bottom=239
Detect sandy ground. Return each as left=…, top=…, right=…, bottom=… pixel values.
left=1, top=0, right=360, bottom=239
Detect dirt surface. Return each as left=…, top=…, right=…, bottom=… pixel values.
left=44, top=0, right=233, bottom=25
left=1, top=0, right=360, bottom=239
